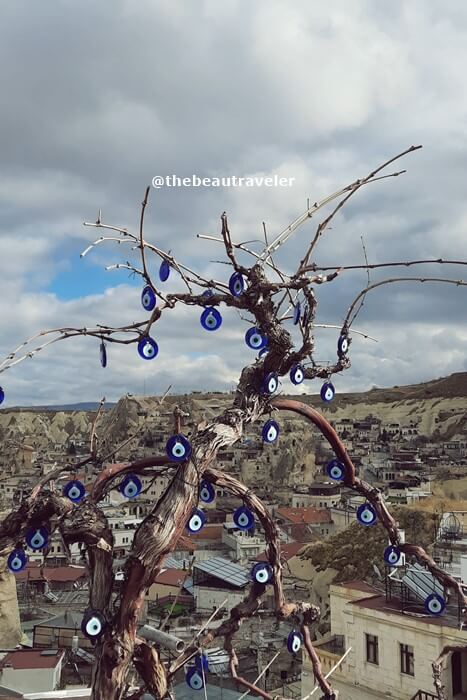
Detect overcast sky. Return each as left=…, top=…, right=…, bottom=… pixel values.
left=0, top=0, right=466, bottom=406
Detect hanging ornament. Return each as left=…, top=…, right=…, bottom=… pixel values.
left=141, top=285, right=157, bottom=311
left=159, top=259, right=171, bottom=282
left=166, top=434, right=192, bottom=462
left=186, top=508, right=206, bottom=534
left=228, top=272, right=245, bottom=297
left=200, top=307, right=222, bottom=331
left=137, top=336, right=159, bottom=360
left=251, top=562, right=273, bottom=584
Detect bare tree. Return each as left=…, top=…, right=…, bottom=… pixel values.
left=0, top=144, right=466, bottom=700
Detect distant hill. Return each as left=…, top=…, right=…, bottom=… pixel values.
left=297, top=371, right=467, bottom=406
left=4, top=401, right=117, bottom=412
left=5, top=372, right=467, bottom=410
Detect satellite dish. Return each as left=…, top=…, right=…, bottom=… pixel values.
left=373, top=564, right=382, bottom=580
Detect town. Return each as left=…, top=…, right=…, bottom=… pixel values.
left=1, top=373, right=466, bottom=699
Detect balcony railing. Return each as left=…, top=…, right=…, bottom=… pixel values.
left=410, top=690, right=438, bottom=700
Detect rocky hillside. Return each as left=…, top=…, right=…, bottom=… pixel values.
left=291, top=371, right=467, bottom=440
left=1, top=372, right=466, bottom=455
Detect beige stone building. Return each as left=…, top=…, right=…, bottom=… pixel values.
left=302, top=580, right=467, bottom=699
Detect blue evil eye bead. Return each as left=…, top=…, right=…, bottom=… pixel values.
left=293, top=302, right=301, bottom=325
left=186, top=667, right=204, bottom=690
left=99, top=341, right=107, bottom=368
left=63, top=480, right=86, bottom=503
left=119, top=475, right=142, bottom=499
left=159, top=259, right=170, bottom=282
left=186, top=508, right=206, bottom=534
left=137, top=336, right=159, bottom=360
left=229, top=272, right=245, bottom=297
left=337, top=334, right=349, bottom=355
left=384, top=545, right=402, bottom=566
left=141, top=285, right=156, bottom=312
left=26, top=527, right=49, bottom=551
left=258, top=347, right=268, bottom=359
left=262, top=372, right=279, bottom=395
left=251, top=562, right=273, bottom=585
left=356, top=503, right=378, bottom=527
left=287, top=630, right=303, bottom=654
left=0, top=387, right=5, bottom=404
left=245, top=327, right=268, bottom=350
left=7, top=548, right=28, bottom=574
left=262, top=419, right=280, bottom=443
left=290, top=364, right=305, bottom=385
left=326, top=459, right=345, bottom=481
left=424, top=593, right=446, bottom=616
left=195, top=654, right=209, bottom=673
left=81, top=610, right=106, bottom=640
left=199, top=480, right=215, bottom=504
left=320, top=381, right=335, bottom=403
left=200, top=307, right=222, bottom=331
left=202, top=289, right=214, bottom=297
left=233, top=506, right=255, bottom=531
left=166, top=434, right=192, bottom=462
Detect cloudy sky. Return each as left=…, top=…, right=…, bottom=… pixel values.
left=0, top=0, right=466, bottom=406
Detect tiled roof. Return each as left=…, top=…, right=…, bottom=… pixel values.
left=152, top=568, right=188, bottom=587
left=0, top=649, right=64, bottom=670
left=279, top=523, right=318, bottom=543
left=16, top=565, right=86, bottom=583
left=256, top=541, right=305, bottom=562
left=276, top=506, right=332, bottom=524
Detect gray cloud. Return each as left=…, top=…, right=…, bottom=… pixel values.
left=0, top=0, right=466, bottom=405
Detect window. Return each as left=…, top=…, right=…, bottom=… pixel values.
left=365, top=634, right=379, bottom=665
left=400, top=643, right=414, bottom=676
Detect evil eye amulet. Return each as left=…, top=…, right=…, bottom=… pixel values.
left=166, top=434, right=192, bottom=462
left=262, top=419, right=279, bottom=443
left=63, top=480, right=86, bottom=503
left=119, top=475, right=142, bottom=499
left=159, top=259, right=171, bottom=282
left=320, top=381, right=335, bottom=402
left=424, top=593, right=446, bottom=616
left=233, top=506, right=254, bottom=531
left=137, top=336, right=159, bottom=360
left=186, top=667, right=204, bottom=690
left=383, top=545, right=402, bottom=566
left=99, top=341, right=107, bottom=368
left=356, top=503, right=378, bottom=527
left=81, top=610, right=106, bottom=640
left=195, top=654, right=209, bottom=673
left=199, top=480, right=215, bottom=504
left=186, top=508, right=206, bottom=534
left=262, top=372, right=279, bottom=395
left=7, top=548, right=28, bottom=573
left=287, top=630, right=302, bottom=654
left=251, top=562, right=273, bottom=584
left=229, top=272, right=245, bottom=297
left=290, top=364, right=305, bottom=385
left=245, top=327, right=268, bottom=350
left=337, top=334, right=349, bottom=355
left=141, top=285, right=156, bottom=311
left=200, top=307, right=222, bottom=331
left=293, top=302, right=301, bottom=325
left=26, top=527, right=49, bottom=551
left=326, top=459, right=345, bottom=481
